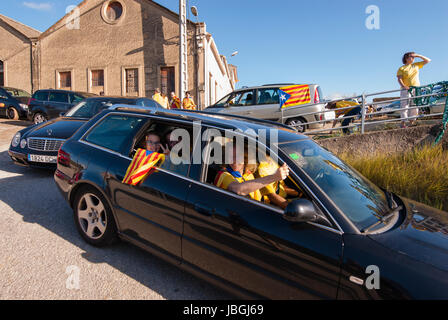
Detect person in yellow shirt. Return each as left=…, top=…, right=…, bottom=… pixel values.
left=161, top=93, right=169, bottom=109
left=214, top=143, right=290, bottom=202
left=257, top=158, right=300, bottom=209
left=182, top=91, right=196, bottom=110
left=397, top=52, right=431, bottom=127
left=152, top=88, right=166, bottom=108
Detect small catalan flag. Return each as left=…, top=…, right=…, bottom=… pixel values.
left=122, top=149, right=165, bottom=186
left=279, top=85, right=311, bottom=108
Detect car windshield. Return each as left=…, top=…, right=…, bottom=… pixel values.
left=278, top=139, right=390, bottom=231
left=65, top=100, right=116, bottom=118
left=5, top=88, right=30, bottom=97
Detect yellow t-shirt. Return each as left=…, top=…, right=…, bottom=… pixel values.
left=152, top=93, right=165, bottom=108
left=183, top=97, right=196, bottom=110
left=257, top=161, right=287, bottom=201
left=215, top=170, right=262, bottom=202
left=397, top=62, right=425, bottom=87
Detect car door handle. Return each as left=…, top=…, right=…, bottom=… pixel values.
left=194, top=203, right=214, bottom=216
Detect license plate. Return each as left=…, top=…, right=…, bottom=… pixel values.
left=28, top=154, right=57, bottom=163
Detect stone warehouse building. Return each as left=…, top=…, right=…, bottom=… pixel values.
left=0, top=0, right=238, bottom=108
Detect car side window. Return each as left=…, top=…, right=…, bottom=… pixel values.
left=229, top=90, right=255, bottom=107
left=49, top=92, right=69, bottom=103
left=70, top=94, right=84, bottom=104
left=84, top=114, right=146, bottom=154
left=257, top=88, right=279, bottom=105
left=201, top=130, right=309, bottom=212
left=130, top=120, right=195, bottom=178
left=33, top=91, right=48, bottom=102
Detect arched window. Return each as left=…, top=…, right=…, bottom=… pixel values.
left=0, top=60, right=4, bottom=86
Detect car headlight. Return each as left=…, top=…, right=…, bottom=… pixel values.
left=11, top=132, right=21, bottom=147
left=19, top=103, right=28, bottom=110
left=20, top=139, right=27, bottom=149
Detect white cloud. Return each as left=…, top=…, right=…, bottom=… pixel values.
left=23, top=2, right=53, bottom=11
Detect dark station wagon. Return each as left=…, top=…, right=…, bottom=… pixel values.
left=54, top=106, right=448, bottom=299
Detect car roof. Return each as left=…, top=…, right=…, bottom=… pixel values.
left=85, top=96, right=143, bottom=101
left=105, top=105, right=309, bottom=143
left=34, top=89, right=96, bottom=96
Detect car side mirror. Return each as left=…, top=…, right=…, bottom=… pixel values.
left=283, top=199, right=319, bottom=222
left=283, top=199, right=331, bottom=226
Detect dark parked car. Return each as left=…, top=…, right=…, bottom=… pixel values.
left=0, top=86, right=31, bottom=119
left=53, top=106, right=448, bottom=299
left=9, top=96, right=159, bottom=168
left=27, top=89, right=97, bottom=124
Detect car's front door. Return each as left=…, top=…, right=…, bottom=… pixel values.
left=224, top=90, right=256, bottom=117
left=183, top=180, right=343, bottom=299
left=181, top=136, right=343, bottom=299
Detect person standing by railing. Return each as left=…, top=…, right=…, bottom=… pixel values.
left=397, top=52, right=431, bottom=128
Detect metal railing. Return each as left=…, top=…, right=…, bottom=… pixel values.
left=280, top=87, right=447, bottom=136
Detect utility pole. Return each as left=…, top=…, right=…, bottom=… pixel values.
left=179, top=0, right=188, bottom=105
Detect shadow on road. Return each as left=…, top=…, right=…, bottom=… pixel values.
left=0, top=119, right=32, bottom=127
left=0, top=149, right=233, bottom=299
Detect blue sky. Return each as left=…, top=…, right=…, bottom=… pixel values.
left=2, top=0, right=447, bottom=99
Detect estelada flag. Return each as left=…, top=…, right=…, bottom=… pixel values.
left=122, top=149, right=165, bottom=186
left=279, top=85, right=311, bottom=108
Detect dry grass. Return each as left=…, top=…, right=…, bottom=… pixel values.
left=340, top=144, right=448, bottom=212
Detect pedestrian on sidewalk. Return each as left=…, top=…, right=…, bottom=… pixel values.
left=397, top=52, right=431, bottom=128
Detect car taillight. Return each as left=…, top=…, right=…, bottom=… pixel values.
left=57, top=148, right=71, bottom=167
left=314, top=88, right=320, bottom=104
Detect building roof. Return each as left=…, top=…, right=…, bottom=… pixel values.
left=0, top=13, right=41, bottom=39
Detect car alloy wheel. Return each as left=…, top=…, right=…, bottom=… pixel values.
left=33, top=113, right=47, bottom=124
left=286, top=118, right=306, bottom=133
left=74, top=187, right=118, bottom=246
left=77, top=192, right=108, bottom=240
left=7, top=107, right=19, bottom=120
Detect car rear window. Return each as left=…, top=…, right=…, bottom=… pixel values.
left=33, top=91, right=49, bottom=101
left=49, top=92, right=69, bottom=103
left=84, top=114, right=145, bottom=154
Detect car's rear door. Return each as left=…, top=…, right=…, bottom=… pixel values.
left=48, top=92, right=70, bottom=118
left=104, top=116, right=196, bottom=264
left=254, top=87, right=281, bottom=120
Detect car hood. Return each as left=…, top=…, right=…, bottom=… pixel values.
left=24, top=117, right=87, bottom=140
left=369, top=198, right=448, bottom=272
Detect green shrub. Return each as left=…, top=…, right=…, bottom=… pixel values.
left=340, top=145, right=448, bottom=212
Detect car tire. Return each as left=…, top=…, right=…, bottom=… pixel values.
left=286, top=117, right=306, bottom=133
left=73, top=186, right=118, bottom=247
left=33, top=112, right=47, bottom=124
left=7, top=107, right=19, bottom=120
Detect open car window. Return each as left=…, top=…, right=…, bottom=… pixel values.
left=201, top=129, right=309, bottom=212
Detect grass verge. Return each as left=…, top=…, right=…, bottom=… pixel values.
left=340, top=144, right=448, bottom=212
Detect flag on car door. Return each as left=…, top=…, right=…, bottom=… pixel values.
left=122, top=149, right=165, bottom=186
left=279, top=85, right=311, bottom=108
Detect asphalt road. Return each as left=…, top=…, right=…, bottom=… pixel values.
left=0, top=119, right=233, bottom=300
